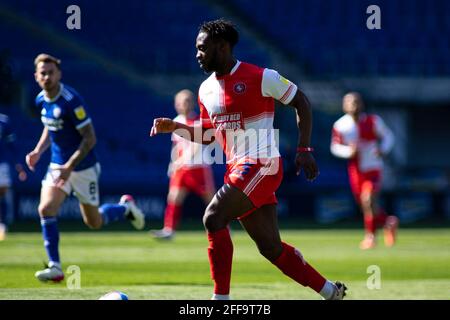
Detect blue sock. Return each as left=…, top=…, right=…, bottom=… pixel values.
left=40, top=217, right=60, bottom=264
left=99, top=204, right=127, bottom=225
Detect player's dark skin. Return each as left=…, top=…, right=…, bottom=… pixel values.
left=151, top=31, right=318, bottom=262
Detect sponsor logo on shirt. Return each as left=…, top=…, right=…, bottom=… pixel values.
left=278, top=75, right=290, bottom=85
left=213, top=112, right=244, bottom=130
left=41, top=116, right=63, bottom=131
left=74, top=106, right=87, bottom=120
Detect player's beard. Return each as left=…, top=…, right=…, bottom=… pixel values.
left=43, top=81, right=60, bottom=96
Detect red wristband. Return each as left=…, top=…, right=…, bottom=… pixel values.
left=297, top=147, right=314, bottom=153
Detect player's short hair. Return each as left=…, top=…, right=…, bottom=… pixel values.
left=199, top=19, right=239, bottom=48
left=175, top=89, right=194, bottom=101
left=34, top=53, right=61, bottom=70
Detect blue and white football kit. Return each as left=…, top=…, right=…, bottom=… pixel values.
left=0, top=114, right=15, bottom=188
left=34, top=84, right=145, bottom=282
left=36, top=83, right=100, bottom=205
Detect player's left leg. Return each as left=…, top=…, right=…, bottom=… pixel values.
left=0, top=186, right=8, bottom=241
left=239, top=204, right=347, bottom=300
left=0, top=163, right=12, bottom=241
left=73, top=164, right=145, bottom=230
left=79, top=197, right=145, bottom=230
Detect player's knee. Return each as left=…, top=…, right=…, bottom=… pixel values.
left=84, top=217, right=102, bottom=230
left=38, top=203, right=57, bottom=217
left=360, top=193, right=372, bottom=208
left=258, top=243, right=283, bottom=262
left=203, top=204, right=226, bottom=232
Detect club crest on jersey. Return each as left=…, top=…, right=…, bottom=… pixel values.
left=233, top=82, right=246, bottom=94
left=53, top=106, right=62, bottom=118
left=74, top=106, right=87, bottom=120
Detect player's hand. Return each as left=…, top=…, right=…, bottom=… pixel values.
left=150, top=118, right=176, bottom=137
left=25, top=150, right=41, bottom=172
left=348, top=144, right=357, bottom=159
left=15, top=164, right=27, bottom=182
left=295, top=152, right=319, bottom=182
left=54, top=165, right=73, bottom=188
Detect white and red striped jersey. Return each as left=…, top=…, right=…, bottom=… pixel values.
left=331, top=113, right=394, bottom=172
left=198, top=60, right=297, bottom=164
left=171, top=113, right=212, bottom=169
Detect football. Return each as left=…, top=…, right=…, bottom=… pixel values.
left=98, top=291, right=129, bottom=300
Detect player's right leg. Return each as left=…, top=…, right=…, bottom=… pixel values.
left=35, top=185, right=66, bottom=282
left=359, top=171, right=383, bottom=250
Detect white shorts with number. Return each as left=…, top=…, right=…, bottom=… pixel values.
left=42, top=163, right=101, bottom=206
left=0, top=163, right=11, bottom=188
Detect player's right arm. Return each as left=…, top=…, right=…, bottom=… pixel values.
left=150, top=118, right=214, bottom=145
left=330, top=127, right=357, bottom=159
left=26, top=127, right=51, bottom=172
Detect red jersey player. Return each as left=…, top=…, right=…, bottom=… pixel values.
left=150, top=19, right=346, bottom=300
left=331, top=92, right=399, bottom=250
left=150, top=89, right=216, bottom=240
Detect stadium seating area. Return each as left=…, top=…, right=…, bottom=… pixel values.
left=229, top=0, right=450, bottom=76
left=0, top=0, right=449, bottom=195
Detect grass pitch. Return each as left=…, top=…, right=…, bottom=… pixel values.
left=0, top=226, right=449, bottom=300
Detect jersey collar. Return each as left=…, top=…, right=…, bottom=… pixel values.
left=43, top=83, right=64, bottom=103
left=215, top=60, right=241, bottom=79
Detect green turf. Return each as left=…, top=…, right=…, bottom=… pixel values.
left=0, top=228, right=449, bottom=299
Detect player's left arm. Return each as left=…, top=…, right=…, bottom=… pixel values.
left=374, top=115, right=395, bottom=156
left=287, top=90, right=319, bottom=181
left=55, top=122, right=96, bottom=187
left=261, top=68, right=319, bottom=181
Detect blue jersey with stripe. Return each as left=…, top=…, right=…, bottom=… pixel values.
left=35, top=83, right=97, bottom=171
left=0, top=113, right=16, bottom=164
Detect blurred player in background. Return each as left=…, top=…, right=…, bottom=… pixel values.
left=26, top=53, right=145, bottom=282
left=150, top=19, right=347, bottom=300
left=150, top=89, right=215, bottom=240
left=331, top=92, right=399, bottom=250
left=0, top=113, right=27, bottom=240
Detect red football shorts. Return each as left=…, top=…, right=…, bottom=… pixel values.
left=348, top=165, right=382, bottom=202
left=224, top=157, right=283, bottom=209
left=169, top=166, right=215, bottom=196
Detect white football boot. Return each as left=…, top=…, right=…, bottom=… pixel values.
left=120, top=194, right=145, bottom=230
left=149, top=228, right=174, bottom=240
left=328, top=281, right=348, bottom=300
left=35, top=262, right=64, bottom=282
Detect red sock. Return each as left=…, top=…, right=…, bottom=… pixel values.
left=272, top=242, right=326, bottom=293
left=364, top=215, right=376, bottom=234
left=374, top=210, right=388, bottom=228
left=207, top=228, right=233, bottom=295
left=163, top=203, right=182, bottom=230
